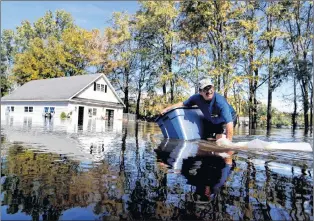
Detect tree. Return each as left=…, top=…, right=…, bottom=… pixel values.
left=0, top=29, right=15, bottom=95
left=237, top=1, right=260, bottom=130
left=61, top=27, right=94, bottom=76
left=132, top=20, right=157, bottom=118
left=105, top=12, right=137, bottom=113
left=178, top=0, right=208, bottom=93
left=88, top=29, right=110, bottom=73
left=282, top=0, right=313, bottom=133
left=259, top=2, right=287, bottom=131
left=137, top=1, right=179, bottom=102
left=11, top=10, right=96, bottom=85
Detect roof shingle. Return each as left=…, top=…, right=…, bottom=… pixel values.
left=2, top=74, right=102, bottom=101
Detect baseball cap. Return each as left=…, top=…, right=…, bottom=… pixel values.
left=199, top=78, right=214, bottom=90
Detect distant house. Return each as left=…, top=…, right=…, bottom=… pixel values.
left=1, top=73, right=125, bottom=124
left=238, top=116, right=249, bottom=126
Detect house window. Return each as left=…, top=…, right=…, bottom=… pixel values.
left=24, top=107, right=33, bottom=112
left=88, top=108, right=92, bottom=117
left=50, top=107, right=55, bottom=113
left=10, top=106, right=14, bottom=112
left=95, top=83, right=107, bottom=92
left=93, top=108, right=97, bottom=116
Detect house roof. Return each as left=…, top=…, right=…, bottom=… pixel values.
left=71, top=97, right=125, bottom=108
left=2, top=74, right=125, bottom=107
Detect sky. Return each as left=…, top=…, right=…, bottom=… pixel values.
left=1, top=1, right=298, bottom=113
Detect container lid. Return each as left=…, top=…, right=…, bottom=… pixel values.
left=155, top=107, right=200, bottom=122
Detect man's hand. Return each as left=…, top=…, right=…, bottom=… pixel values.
left=160, top=102, right=184, bottom=115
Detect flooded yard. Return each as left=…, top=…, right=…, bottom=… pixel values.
left=1, top=117, right=313, bottom=220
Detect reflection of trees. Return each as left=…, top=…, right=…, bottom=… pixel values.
left=1, top=144, right=124, bottom=220
left=2, top=125, right=312, bottom=220
left=223, top=157, right=312, bottom=220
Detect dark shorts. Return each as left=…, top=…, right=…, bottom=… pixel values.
left=203, top=115, right=237, bottom=138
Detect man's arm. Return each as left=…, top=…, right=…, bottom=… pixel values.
left=161, top=102, right=184, bottom=115
left=219, top=102, right=234, bottom=141
left=225, top=122, right=233, bottom=141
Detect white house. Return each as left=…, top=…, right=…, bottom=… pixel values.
left=1, top=73, right=125, bottom=126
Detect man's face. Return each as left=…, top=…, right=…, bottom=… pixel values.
left=200, top=85, right=214, bottom=101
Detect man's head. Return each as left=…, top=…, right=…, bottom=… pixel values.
left=199, top=78, right=214, bottom=101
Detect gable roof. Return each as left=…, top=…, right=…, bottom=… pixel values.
left=2, top=73, right=125, bottom=107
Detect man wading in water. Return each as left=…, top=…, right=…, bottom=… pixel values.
left=161, top=78, right=237, bottom=141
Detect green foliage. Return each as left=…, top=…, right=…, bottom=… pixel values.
left=0, top=76, right=11, bottom=96
left=2, top=1, right=313, bottom=127
left=256, top=104, right=295, bottom=128
left=11, top=11, right=97, bottom=85
left=1, top=29, right=15, bottom=94
left=60, top=112, right=67, bottom=119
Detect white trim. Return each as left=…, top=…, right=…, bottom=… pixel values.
left=101, top=74, right=126, bottom=108
left=68, top=74, right=103, bottom=100
left=69, top=73, right=126, bottom=108
left=69, top=99, right=124, bottom=109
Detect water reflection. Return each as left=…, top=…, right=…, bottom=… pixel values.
left=2, top=115, right=122, bottom=134
left=155, top=139, right=234, bottom=202
left=1, top=119, right=313, bottom=220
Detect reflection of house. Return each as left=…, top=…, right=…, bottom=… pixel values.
left=1, top=74, right=125, bottom=123
left=238, top=117, right=249, bottom=126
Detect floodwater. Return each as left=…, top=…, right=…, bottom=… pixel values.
left=1, top=117, right=313, bottom=221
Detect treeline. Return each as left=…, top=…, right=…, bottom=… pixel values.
left=1, top=1, right=313, bottom=132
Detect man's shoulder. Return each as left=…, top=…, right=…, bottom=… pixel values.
left=214, top=93, right=226, bottom=102
left=214, top=93, right=229, bottom=106
left=189, top=93, right=202, bottom=101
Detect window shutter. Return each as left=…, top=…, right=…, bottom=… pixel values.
left=105, top=85, right=107, bottom=93
left=94, top=82, right=96, bottom=91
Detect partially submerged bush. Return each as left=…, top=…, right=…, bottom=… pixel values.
left=60, top=112, right=67, bottom=119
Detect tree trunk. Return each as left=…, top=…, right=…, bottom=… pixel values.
left=292, top=75, right=297, bottom=130
left=310, top=85, right=313, bottom=133
left=217, top=75, right=221, bottom=91
left=232, top=83, right=239, bottom=124
left=238, top=95, right=241, bottom=127
left=253, top=69, right=258, bottom=129
left=162, top=44, right=167, bottom=96
left=195, top=46, right=199, bottom=94
left=249, top=51, right=254, bottom=130
left=167, top=46, right=174, bottom=103
left=123, top=69, right=129, bottom=113
left=303, top=53, right=310, bottom=133
left=302, top=79, right=309, bottom=133
left=136, top=87, right=141, bottom=118
left=266, top=46, right=273, bottom=131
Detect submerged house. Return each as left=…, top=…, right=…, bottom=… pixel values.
left=1, top=73, right=125, bottom=124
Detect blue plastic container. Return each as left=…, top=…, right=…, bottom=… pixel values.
left=155, top=107, right=205, bottom=140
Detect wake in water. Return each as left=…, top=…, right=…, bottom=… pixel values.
left=215, top=137, right=313, bottom=152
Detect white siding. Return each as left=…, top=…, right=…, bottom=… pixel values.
left=0, top=75, right=124, bottom=127
left=1, top=101, right=69, bottom=119
left=76, top=77, right=120, bottom=103
left=68, top=103, right=123, bottom=121
left=65, top=118, right=123, bottom=133
left=115, top=108, right=123, bottom=120
left=1, top=115, right=123, bottom=134
left=1, top=101, right=70, bottom=127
